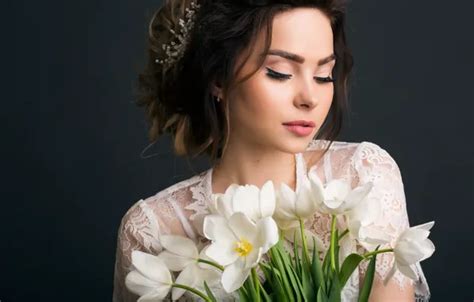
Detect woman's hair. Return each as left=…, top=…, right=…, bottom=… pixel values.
left=136, top=0, right=353, bottom=166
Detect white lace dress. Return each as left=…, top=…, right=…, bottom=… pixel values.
left=112, top=139, right=431, bottom=301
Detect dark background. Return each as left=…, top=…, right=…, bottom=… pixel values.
left=3, top=0, right=473, bottom=301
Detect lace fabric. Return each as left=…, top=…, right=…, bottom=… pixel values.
left=112, top=139, right=431, bottom=301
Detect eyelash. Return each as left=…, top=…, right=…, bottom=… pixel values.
left=265, top=67, right=335, bottom=83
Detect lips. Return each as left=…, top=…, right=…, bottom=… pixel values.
left=282, top=120, right=315, bottom=127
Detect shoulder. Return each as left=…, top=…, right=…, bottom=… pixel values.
left=303, top=139, right=361, bottom=170
left=119, top=170, right=208, bottom=234
left=303, top=139, right=401, bottom=178
left=351, top=141, right=403, bottom=178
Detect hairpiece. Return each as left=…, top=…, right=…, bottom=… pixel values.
left=155, top=1, right=201, bottom=70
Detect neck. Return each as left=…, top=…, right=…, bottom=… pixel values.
left=211, top=140, right=298, bottom=194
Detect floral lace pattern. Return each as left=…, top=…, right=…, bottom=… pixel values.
left=112, top=139, right=431, bottom=301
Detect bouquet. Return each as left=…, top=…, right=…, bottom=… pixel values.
left=124, top=171, right=435, bottom=301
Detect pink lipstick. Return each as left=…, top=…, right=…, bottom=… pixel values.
left=282, top=120, right=315, bottom=137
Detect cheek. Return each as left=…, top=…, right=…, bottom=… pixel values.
left=230, top=76, right=287, bottom=124
left=315, top=86, right=334, bottom=124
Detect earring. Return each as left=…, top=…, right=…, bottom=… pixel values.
left=215, top=96, right=221, bottom=103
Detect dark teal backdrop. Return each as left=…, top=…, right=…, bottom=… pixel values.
left=3, top=0, right=473, bottom=301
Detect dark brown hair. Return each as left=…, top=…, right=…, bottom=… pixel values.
left=136, top=0, right=353, bottom=166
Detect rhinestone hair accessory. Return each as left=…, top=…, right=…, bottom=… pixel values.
left=155, top=1, right=201, bottom=70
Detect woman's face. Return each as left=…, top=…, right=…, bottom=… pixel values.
left=220, top=7, right=335, bottom=154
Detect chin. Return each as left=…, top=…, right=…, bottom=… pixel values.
left=278, top=138, right=312, bottom=154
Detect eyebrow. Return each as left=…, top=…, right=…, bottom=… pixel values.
left=261, top=49, right=336, bottom=66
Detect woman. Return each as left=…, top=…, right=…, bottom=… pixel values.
left=113, top=0, right=431, bottom=300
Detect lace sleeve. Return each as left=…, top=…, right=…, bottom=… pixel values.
left=112, top=198, right=163, bottom=302
left=353, top=141, right=431, bottom=300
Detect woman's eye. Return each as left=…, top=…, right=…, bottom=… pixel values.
left=265, top=67, right=335, bottom=83
left=314, top=76, right=335, bottom=83
left=265, top=67, right=291, bottom=81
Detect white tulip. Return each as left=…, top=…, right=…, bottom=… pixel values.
left=203, top=212, right=279, bottom=293
left=156, top=235, right=221, bottom=300
left=308, top=171, right=374, bottom=216
left=383, top=221, right=435, bottom=285
left=273, top=177, right=319, bottom=229
left=210, top=180, right=276, bottom=223
left=125, top=250, right=172, bottom=301
left=307, top=172, right=389, bottom=247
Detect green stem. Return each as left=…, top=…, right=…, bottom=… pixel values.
left=363, top=248, right=393, bottom=259
left=330, top=214, right=337, bottom=271
left=197, top=258, right=224, bottom=271
left=299, top=218, right=311, bottom=265
left=251, top=267, right=260, bottom=302
left=338, top=229, right=349, bottom=240
left=171, top=283, right=212, bottom=302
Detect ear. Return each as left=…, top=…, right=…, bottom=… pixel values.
left=211, top=79, right=225, bottom=100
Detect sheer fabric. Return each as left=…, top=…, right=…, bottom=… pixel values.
left=113, top=139, right=431, bottom=301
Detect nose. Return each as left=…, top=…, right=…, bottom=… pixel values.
left=294, top=78, right=318, bottom=110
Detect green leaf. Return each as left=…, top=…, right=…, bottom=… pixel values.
left=270, top=261, right=288, bottom=301
left=251, top=268, right=261, bottom=301
left=300, top=264, right=315, bottom=302
left=258, top=275, right=272, bottom=302
left=317, top=284, right=328, bottom=302
left=327, top=268, right=341, bottom=302
left=245, top=270, right=259, bottom=302
left=311, top=236, right=325, bottom=294
left=322, top=244, right=331, bottom=277
left=358, top=248, right=379, bottom=302
left=338, top=253, right=364, bottom=287
left=238, top=286, right=250, bottom=302
left=203, top=281, right=217, bottom=302
left=294, top=230, right=302, bottom=278
left=275, top=245, right=300, bottom=302
left=288, top=259, right=307, bottom=301
left=322, top=249, right=332, bottom=291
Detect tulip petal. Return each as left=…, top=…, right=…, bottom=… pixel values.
left=325, top=179, right=351, bottom=201
left=279, top=182, right=297, bottom=212
left=400, top=228, right=431, bottom=242
left=156, top=250, right=193, bottom=271
left=172, top=265, right=198, bottom=300
left=216, top=184, right=239, bottom=219
left=138, top=288, right=170, bottom=302
left=323, top=198, right=344, bottom=210
left=418, top=239, right=435, bottom=261
left=344, top=182, right=373, bottom=211
left=259, top=180, right=276, bottom=217
left=412, top=221, right=435, bottom=231
left=244, top=247, right=263, bottom=269
left=295, top=179, right=318, bottom=218
left=203, top=215, right=236, bottom=242
left=159, top=235, right=198, bottom=259
left=131, top=251, right=172, bottom=284
left=205, top=241, right=239, bottom=266
left=273, top=205, right=297, bottom=222
left=274, top=218, right=300, bottom=230
left=222, top=260, right=251, bottom=293
left=216, top=195, right=234, bottom=219
left=202, top=269, right=223, bottom=287
left=255, top=216, right=279, bottom=253
left=395, top=241, right=426, bottom=265
left=308, top=171, right=325, bottom=203
left=228, top=212, right=257, bottom=243
left=233, top=185, right=260, bottom=221
left=397, top=263, right=418, bottom=281
left=125, top=270, right=161, bottom=296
